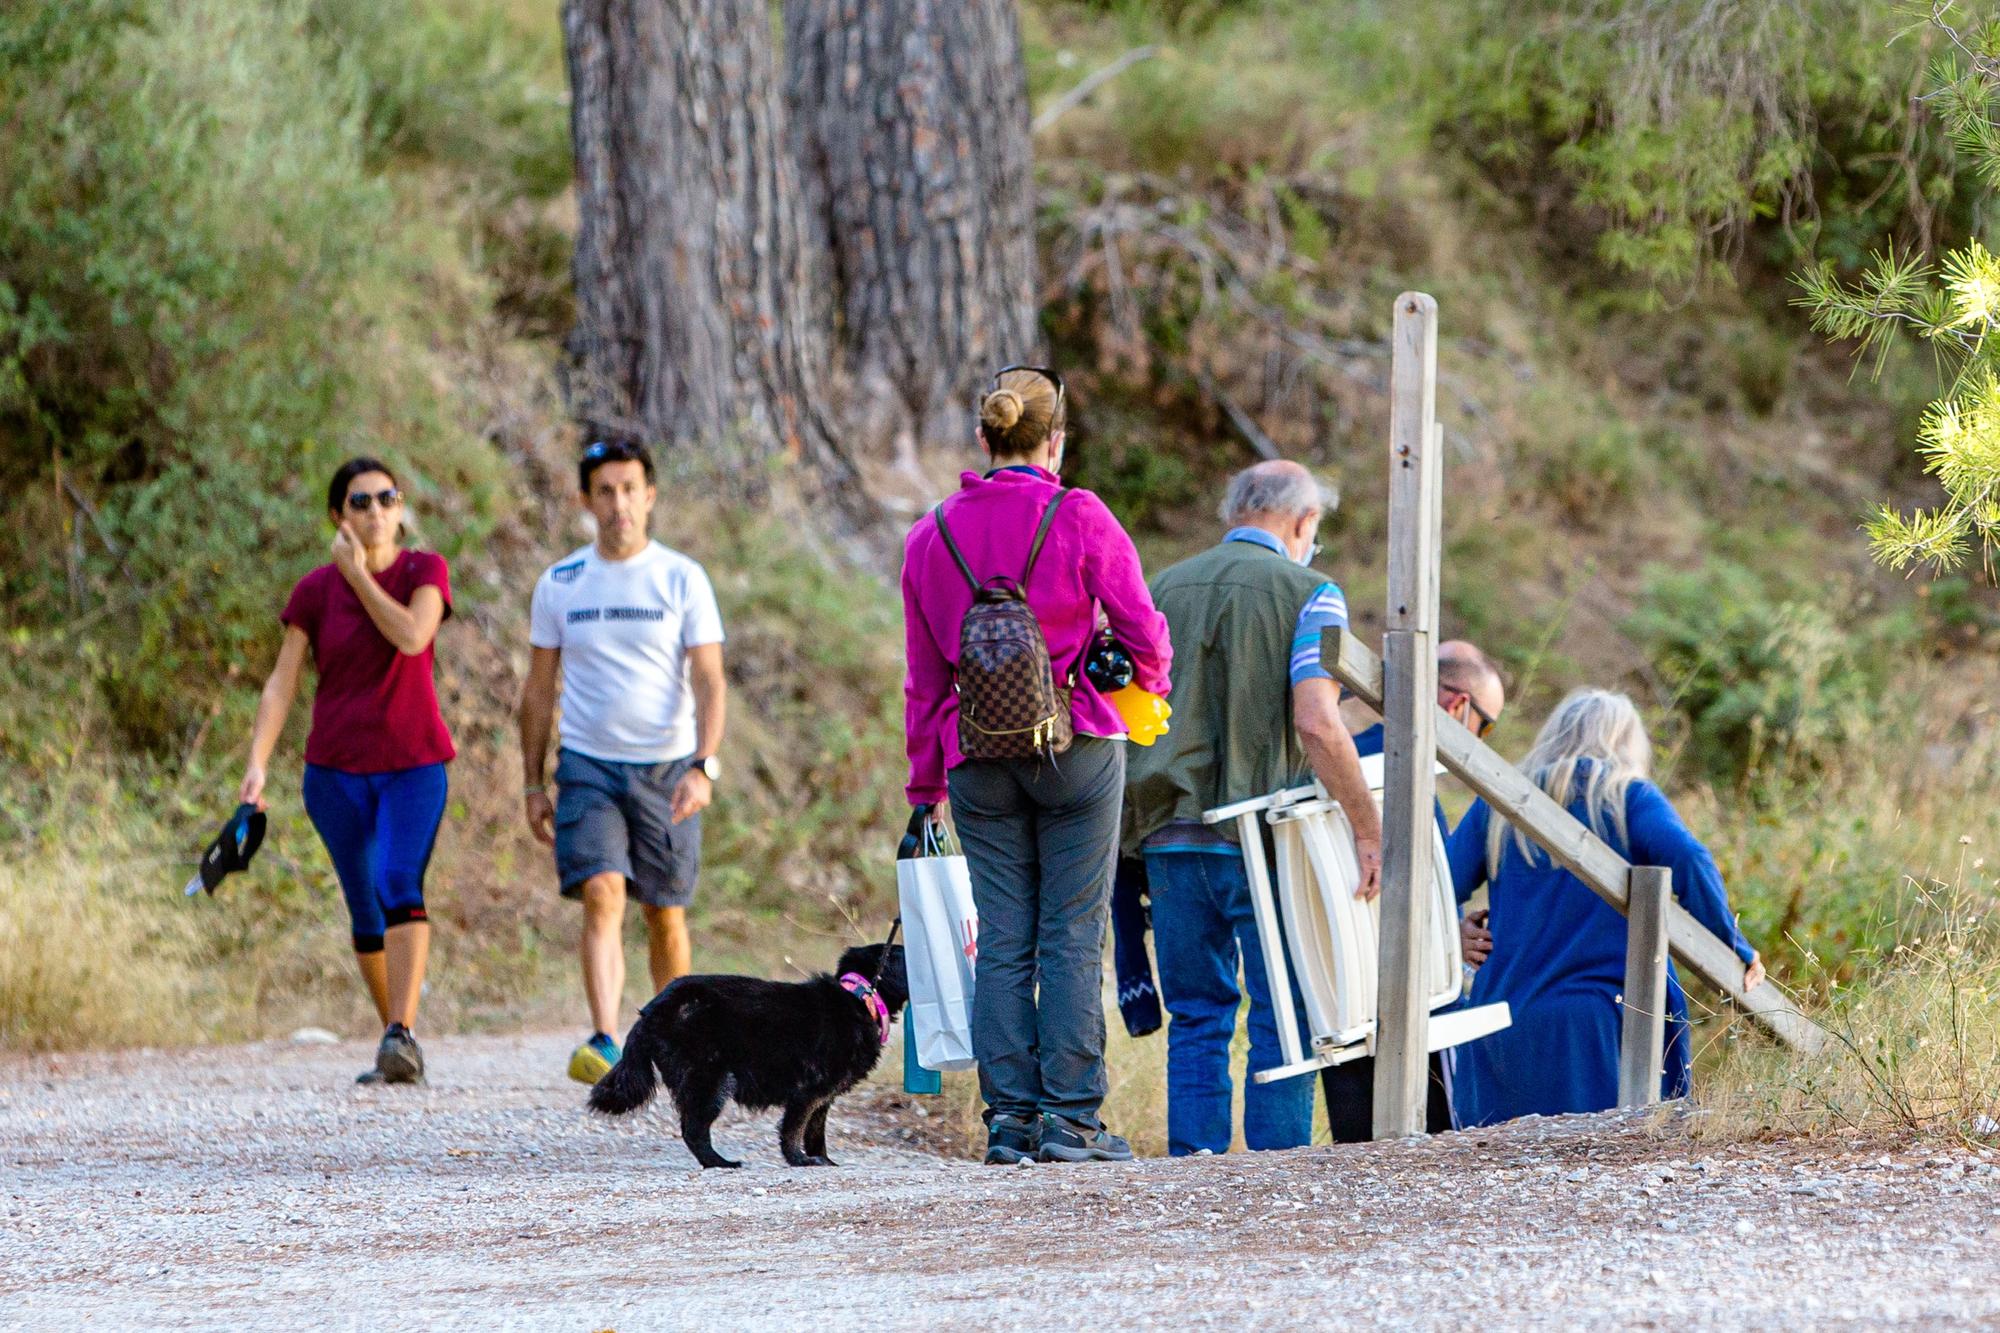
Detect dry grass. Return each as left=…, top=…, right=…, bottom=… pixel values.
left=1696, top=864, right=2000, bottom=1142
left=1681, top=669, right=2000, bottom=1142
left=0, top=847, right=222, bottom=1052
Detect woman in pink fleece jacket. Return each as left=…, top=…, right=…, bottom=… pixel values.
left=901, top=366, right=1171, bottom=1165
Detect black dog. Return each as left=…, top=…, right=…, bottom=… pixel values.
left=588, top=943, right=908, bottom=1168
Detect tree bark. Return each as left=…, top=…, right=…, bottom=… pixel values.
left=784, top=0, right=1038, bottom=467
left=561, top=0, right=853, bottom=495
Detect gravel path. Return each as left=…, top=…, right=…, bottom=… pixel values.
left=3, top=1031, right=1997, bottom=1330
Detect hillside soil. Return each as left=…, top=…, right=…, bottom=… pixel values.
left=4, top=1032, right=1997, bottom=1328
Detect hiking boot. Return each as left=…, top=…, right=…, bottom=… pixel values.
left=983, top=1114, right=1042, bottom=1166
left=355, top=1068, right=385, bottom=1085
left=567, top=1032, right=619, bottom=1085
left=375, top=1024, right=425, bottom=1085
left=1037, top=1115, right=1133, bottom=1163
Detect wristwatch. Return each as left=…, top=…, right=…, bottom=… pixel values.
left=691, top=755, right=720, bottom=782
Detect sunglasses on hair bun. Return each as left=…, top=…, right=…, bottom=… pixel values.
left=990, top=365, right=1065, bottom=417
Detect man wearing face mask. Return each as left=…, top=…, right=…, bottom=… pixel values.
left=1124, top=460, right=1381, bottom=1157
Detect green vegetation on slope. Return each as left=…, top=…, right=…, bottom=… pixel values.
left=5, top=0, right=2000, bottom=1143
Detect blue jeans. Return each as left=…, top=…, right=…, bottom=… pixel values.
left=303, top=763, right=449, bottom=953
left=1145, top=849, right=1314, bottom=1156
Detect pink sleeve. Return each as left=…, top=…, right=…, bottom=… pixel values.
left=901, top=522, right=952, bottom=807
left=1076, top=492, right=1172, bottom=696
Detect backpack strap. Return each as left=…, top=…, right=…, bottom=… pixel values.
left=930, top=501, right=980, bottom=594
left=1021, top=489, right=1070, bottom=584
left=933, top=488, right=1070, bottom=593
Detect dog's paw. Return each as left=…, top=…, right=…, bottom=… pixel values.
left=807, top=1155, right=838, bottom=1167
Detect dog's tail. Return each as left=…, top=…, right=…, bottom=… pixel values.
left=586, top=1013, right=667, bottom=1116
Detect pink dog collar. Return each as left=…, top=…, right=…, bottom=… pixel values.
left=838, top=972, right=891, bottom=1045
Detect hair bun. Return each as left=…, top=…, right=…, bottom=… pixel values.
left=981, top=388, right=1025, bottom=432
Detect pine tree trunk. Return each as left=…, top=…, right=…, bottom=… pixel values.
left=784, top=0, right=1038, bottom=466
left=561, top=0, right=852, bottom=495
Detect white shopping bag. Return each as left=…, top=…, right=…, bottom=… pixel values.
left=896, top=821, right=979, bottom=1072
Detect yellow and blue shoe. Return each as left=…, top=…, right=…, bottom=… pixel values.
left=567, top=1032, right=619, bottom=1085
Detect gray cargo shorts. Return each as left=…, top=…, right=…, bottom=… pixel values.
left=553, top=748, right=701, bottom=909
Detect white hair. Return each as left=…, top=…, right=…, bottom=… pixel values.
left=1218, top=465, right=1338, bottom=526
left=1488, top=688, right=1653, bottom=875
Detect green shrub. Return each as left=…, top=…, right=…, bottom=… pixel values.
left=1531, top=418, right=1656, bottom=526
left=1066, top=418, right=1208, bottom=532
left=307, top=0, right=570, bottom=198
left=1624, top=558, right=1917, bottom=783
left=0, top=0, right=510, bottom=755
left=694, top=515, right=910, bottom=920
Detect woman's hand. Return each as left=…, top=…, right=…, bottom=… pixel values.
left=239, top=762, right=268, bottom=811
left=1460, top=908, right=1492, bottom=967
left=331, top=521, right=365, bottom=580
left=1742, top=951, right=1766, bottom=993
left=899, top=803, right=949, bottom=859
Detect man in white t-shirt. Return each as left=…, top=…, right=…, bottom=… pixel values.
left=518, top=439, right=729, bottom=1085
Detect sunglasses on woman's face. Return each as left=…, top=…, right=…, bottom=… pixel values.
left=346, top=488, right=401, bottom=512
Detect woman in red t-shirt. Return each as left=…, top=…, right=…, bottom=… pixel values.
left=239, top=457, right=455, bottom=1085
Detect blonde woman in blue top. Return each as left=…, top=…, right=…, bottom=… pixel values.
left=1445, top=689, right=1767, bottom=1125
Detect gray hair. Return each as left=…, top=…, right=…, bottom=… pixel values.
left=1488, top=688, right=1652, bottom=875
left=1218, top=463, right=1338, bottom=526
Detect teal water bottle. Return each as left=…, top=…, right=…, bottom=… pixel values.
left=902, top=1014, right=941, bottom=1095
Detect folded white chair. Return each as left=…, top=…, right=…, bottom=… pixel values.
left=1203, top=756, right=1510, bottom=1086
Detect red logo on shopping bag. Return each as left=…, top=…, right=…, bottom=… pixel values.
left=960, top=917, right=977, bottom=963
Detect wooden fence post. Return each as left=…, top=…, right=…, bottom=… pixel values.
left=1618, top=866, right=1671, bottom=1109
left=1373, top=292, right=1441, bottom=1139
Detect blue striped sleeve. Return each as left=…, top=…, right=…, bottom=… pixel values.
left=1289, top=581, right=1348, bottom=685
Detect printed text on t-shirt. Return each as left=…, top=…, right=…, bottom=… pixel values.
left=566, top=606, right=668, bottom=624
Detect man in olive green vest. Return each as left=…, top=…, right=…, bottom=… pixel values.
left=1125, top=460, right=1382, bottom=1156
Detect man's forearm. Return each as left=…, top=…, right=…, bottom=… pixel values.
left=692, top=675, right=726, bottom=758
left=1303, top=724, right=1382, bottom=844
left=519, top=692, right=553, bottom=786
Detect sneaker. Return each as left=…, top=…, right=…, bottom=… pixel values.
left=983, top=1114, right=1042, bottom=1166
left=375, top=1025, right=425, bottom=1085
left=567, top=1032, right=619, bottom=1085
left=1037, top=1115, right=1133, bottom=1163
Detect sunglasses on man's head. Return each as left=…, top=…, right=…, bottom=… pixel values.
left=992, top=364, right=1066, bottom=417
left=346, top=488, right=401, bottom=512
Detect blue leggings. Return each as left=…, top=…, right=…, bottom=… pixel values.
left=302, top=763, right=449, bottom=954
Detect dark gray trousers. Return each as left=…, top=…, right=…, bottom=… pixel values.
left=947, top=737, right=1125, bottom=1128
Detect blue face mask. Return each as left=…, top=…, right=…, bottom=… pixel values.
left=1296, top=540, right=1322, bottom=567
